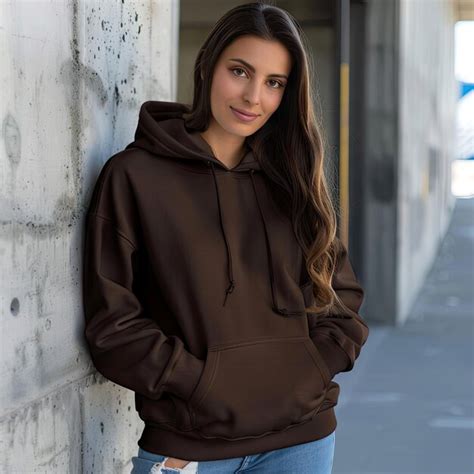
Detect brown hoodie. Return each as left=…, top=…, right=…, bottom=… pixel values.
left=82, top=100, right=369, bottom=461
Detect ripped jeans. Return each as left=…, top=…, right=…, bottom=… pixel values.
left=130, top=430, right=335, bottom=473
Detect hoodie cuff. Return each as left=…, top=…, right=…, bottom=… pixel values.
left=165, top=349, right=205, bottom=401
left=310, top=334, right=351, bottom=380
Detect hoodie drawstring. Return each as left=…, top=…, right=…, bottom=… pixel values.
left=208, top=161, right=235, bottom=306
left=208, top=160, right=303, bottom=317
left=248, top=170, right=304, bottom=317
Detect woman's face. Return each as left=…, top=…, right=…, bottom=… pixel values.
left=207, top=35, right=293, bottom=138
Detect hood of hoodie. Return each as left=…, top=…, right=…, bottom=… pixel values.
left=125, top=100, right=309, bottom=316
left=126, top=100, right=261, bottom=172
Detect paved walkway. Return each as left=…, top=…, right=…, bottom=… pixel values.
left=332, top=197, right=474, bottom=474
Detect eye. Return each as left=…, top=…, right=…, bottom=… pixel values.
left=231, top=67, right=248, bottom=78
left=231, top=67, right=285, bottom=90
left=268, top=79, right=285, bottom=89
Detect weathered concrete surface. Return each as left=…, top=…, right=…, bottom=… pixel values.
left=0, top=1, right=178, bottom=472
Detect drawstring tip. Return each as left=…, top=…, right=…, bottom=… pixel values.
left=272, top=305, right=305, bottom=317
left=222, top=281, right=235, bottom=307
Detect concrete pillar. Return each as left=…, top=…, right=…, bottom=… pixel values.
left=0, top=1, right=179, bottom=472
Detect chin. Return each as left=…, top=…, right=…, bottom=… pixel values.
left=219, top=122, right=249, bottom=137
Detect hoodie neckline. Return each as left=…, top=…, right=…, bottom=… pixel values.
left=188, top=131, right=252, bottom=172
left=126, top=100, right=261, bottom=173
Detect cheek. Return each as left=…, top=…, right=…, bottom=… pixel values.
left=212, top=71, right=240, bottom=101
left=265, top=92, right=284, bottom=112
left=258, top=93, right=284, bottom=120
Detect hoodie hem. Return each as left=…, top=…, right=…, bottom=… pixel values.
left=137, top=407, right=337, bottom=461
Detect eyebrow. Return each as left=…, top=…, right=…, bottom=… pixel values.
left=228, top=58, right=289, bottom=80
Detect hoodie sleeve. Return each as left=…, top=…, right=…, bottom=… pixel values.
left=307, top=238, right=370, bottom=381
left=82, top=155, right=204, bottom=401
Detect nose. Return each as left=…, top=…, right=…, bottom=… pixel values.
left=243, top=81, right=261, bottom=106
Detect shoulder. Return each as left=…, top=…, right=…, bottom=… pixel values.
left=92, top=146, right=171, bottom=195
left=98, top=146, right=153, bottom=177
left=86, top=148, right=143, bottom=216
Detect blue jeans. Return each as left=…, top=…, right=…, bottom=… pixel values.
left=131, top=430, right=335, bottom=473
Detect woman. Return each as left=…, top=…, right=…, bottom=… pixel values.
left=82, top=2, right=369, bottom=473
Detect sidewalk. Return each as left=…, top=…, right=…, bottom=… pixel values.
left=332, top=197, right=474, bottom=474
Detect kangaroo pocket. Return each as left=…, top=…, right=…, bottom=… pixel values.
left=183, top=336, right=332, bottom=440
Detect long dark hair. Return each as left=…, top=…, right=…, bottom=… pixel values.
left=183, top=1, right=346, bottom=316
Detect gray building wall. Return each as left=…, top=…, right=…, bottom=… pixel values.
left=361, top=0, right=402, bottom=327
left=361, top=0, right=458, bottom=326
left=397, top=0, right=457, bottom=322
left=0, top=1, right=179, bottom=472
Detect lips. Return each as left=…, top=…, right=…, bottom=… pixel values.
left=230, top=106, right=261, bottom=123
left=230, top=106, right=259, bottom=117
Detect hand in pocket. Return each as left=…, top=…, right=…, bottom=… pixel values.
left=187, top=337, right=330, bottom=439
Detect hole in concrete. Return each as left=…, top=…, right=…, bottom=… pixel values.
left=10, top=297, right=20, bottom=316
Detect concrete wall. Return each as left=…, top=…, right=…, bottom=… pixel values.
left=354, top=0, right=400, bottom=326
left=0, top=1, right=179, bottom=472
left=362, top=0, right=457, bottom=326
left=397, top=0, right=457, bottom=322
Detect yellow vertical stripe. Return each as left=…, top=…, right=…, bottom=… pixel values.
left=339, top=63, right=350, bottom=250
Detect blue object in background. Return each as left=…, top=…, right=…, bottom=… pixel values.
left=457, top=82, right=474, bottom=160
left=459, top=81, right=474, bottom=99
